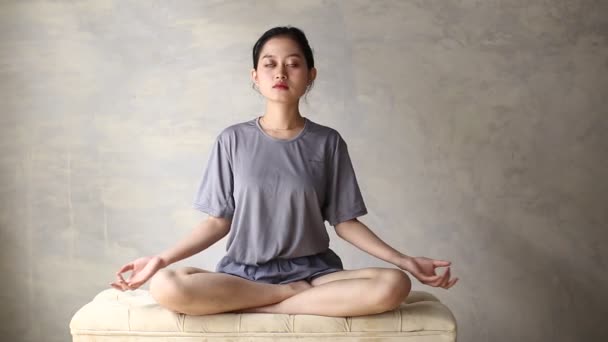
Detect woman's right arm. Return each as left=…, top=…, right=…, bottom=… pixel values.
left=158, top=216, right=231, bottom=266
left=111, top=216, right=231, bottom=291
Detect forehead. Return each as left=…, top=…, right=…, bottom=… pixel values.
left=259, top=37, right=303, bottom=59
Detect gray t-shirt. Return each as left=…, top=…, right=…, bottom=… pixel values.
left=192, top=116, right=368, bottom=266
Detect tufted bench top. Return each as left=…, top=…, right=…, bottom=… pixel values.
left=70, top=288, right=456, bottom=341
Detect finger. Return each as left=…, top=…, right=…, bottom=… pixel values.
left=431, top=267, right=450, bottom=287
left=110, top=282, right=125, bottom=291
left=127, top=274, right=140, bottom=287
left=415, top=272, right=441, bottom=283
left=117, top=263, right=134, bottom=275
left=116, top=273, right=125, bottom=284
left=432, top=259, right=451, bottom=267
left=128, top=270, right=147, bottom=286
left=445, top=277, right=459, bottom=289
left=439, top=268, right=452, bottom=288
left=420, top=274, right=442, bottom=285
left=116, top=274, right=129, bottom=290
left=118, top=273, right=133, bottom=284
left=438, top=268, right=451, bottom=287
left=110, top=280, right=127, bottom=291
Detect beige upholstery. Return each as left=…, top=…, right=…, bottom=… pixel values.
left=70, top=288, right=456, bottom=341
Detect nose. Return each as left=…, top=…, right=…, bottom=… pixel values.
left=275, top=65, right=287, bottom=80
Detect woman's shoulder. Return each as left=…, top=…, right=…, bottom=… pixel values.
left=214, top=117, right=258, bottom=141
left=305, top=117, right=343, bottom=141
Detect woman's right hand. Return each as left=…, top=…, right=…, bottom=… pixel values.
left=110, top=255, right=167, bottom=291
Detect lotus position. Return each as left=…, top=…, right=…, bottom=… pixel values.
left=111, top=26, right=458, bottom=317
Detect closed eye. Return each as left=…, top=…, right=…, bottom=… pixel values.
left=264, top=64, right=299, bottom=67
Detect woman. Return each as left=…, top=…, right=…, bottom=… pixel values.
left=110, top=26, right=458, bottom=317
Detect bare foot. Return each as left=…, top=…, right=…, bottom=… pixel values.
left=235, top=280, right=312, bottom=314
left=286, top=280, right=312, bottom=295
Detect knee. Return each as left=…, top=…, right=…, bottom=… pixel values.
left=371, top=269, right=411, bottom=312
left=149, top=269, right=190, bottom=312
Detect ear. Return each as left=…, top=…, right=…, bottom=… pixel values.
left=308, top=67, right=317, bottom=83
left=250, top=68, right=258, bottom=85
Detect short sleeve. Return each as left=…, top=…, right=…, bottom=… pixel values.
left=192, top=135, right=235, bottom=218
left=322, top=133, right=368, bottom=226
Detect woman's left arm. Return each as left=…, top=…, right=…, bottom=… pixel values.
left=334, top=218, right=459, bottom=289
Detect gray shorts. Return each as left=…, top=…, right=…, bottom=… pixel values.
left=216, top=248, right=344, bottom=284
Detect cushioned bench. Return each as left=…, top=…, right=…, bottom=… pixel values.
left=70, top=288, right=456, bottom=341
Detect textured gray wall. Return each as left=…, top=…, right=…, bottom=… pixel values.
left=1, top=1, right=607, bottom=341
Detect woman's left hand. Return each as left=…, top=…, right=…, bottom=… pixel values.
left=396, top=255, right=459, bottom=289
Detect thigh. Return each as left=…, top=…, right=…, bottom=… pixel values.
left=310, top=267, right=393, bottom=286
left=174, top=266, right=211, bottom=276
left=153, top=266, right=254, bottom=291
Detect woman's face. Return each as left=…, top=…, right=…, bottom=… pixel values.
left=251, top=37, right=316, bottom=104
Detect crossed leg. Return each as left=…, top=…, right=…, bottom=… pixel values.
left=148, top=267, right=311, bottom=315
left=239, top=267, right=411, bottom=317
left=149, top=266, right=411, bottom=317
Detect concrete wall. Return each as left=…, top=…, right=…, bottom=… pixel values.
left=1, top=1, right=606, bottom=341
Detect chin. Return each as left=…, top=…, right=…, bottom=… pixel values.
left=267, top=97, right=300, bottom=104
left=264, top=93, right=300, bottom=102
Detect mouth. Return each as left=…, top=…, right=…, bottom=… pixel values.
left=273, top=84, right=289, bottom=89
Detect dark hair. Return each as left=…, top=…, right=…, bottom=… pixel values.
left=251, top=26, right=315, bottom=98
left=252, top=26, right=315, bottom=70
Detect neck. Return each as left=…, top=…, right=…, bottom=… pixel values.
left=261, top=101, right=303, bottom=129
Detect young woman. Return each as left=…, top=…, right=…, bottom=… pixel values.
left=110, top=26, right=458, bottom=317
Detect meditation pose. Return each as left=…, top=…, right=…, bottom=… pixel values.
left=111, top=26, right=458, bottom=317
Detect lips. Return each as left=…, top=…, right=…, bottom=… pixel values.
left=273, top=83, right=288, bottom=89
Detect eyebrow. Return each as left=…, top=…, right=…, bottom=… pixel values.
left=261, top=53, right=302, bottom=59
